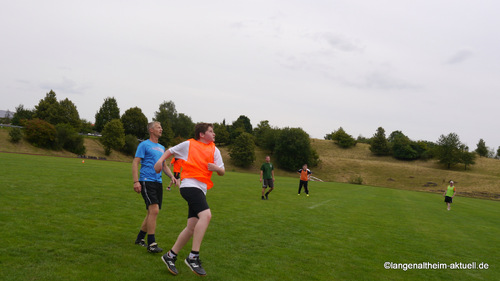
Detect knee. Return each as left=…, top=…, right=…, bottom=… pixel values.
left=199, top=210, right=212, bottom=222
left=148, top=205, right=160, bottom=216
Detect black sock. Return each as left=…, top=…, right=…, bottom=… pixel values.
left=168, top=249, right=177, bottom=258
left=147, top=234, right=156, bottom=246
left=136, top=230, right=147, bottom=241
left=189, top=251, right=200, bottom=260
left=265, top=192, right=269, bottom=195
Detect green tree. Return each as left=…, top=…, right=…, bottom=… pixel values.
left=11, top=104, right=34, bottom=126
left=173, top=113, right=195, bottom=139
left=122, top=134, right=140, bottom=156
left=274, top=127, right=319, bottom=171
left=369, top=127, right=391, bottom=156
left=229, top=132, right=256, bottom=167
left=94, top=97, right=120, bottom=132
left=24, top=118, right=57, bottom=149
left=55, top=124, right=86, bottom=155
left=390, top=132, right=418, bottom=160
left=34, top=90, right=64, bottom=125
left=59, top=98, right=81, bottom=130
left=230, top=115, right=252, bottom=142
left=254, top=120, right=279, bottom=152
left=497, top=146, right=500, bottom=159
left=213, top=122, right=230, bottom=146
left=459, top=145, right=476, bottom=170
left=435, top=133, right=462, bottom=169
left=101, top=119, right=125, bottom=155
left=330, top=127, right=357, bottom=148
left=475, top=139, right=488, bottom=157
left=154, top=101, right=175, bottom=147
left=121, top=107, right=148, bottom=139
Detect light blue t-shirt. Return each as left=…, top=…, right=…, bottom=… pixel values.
left=135, top=139, right=165, bottom=183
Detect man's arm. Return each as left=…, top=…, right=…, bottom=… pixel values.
left=132, top=157, right=142, bottom=193
left=154, top=150, right=173, bottom=173
left=208, top=163, right=225, bottom=176
left=163, top=161, right=179, bottom=186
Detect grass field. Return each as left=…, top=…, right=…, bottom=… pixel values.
left=0, top=153, right=498, bottom=280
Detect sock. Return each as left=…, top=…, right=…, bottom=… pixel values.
left=265, top=192, right=269, bottom=196
left=167, top=250, right=177, bottom=258
left=189, top=251, right=200, bottom=260
left=136, top=230, right=147, bottom=241
left=147, top=234, right=156, bottom=246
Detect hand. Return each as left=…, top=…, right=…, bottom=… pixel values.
left=134, top=182, right=141, bottom=193
left=171, top=177, right=180, bottom=187
left=207, top=163, right=219, bottom=172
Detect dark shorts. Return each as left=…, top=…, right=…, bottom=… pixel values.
left=299, top=180, right=309, bottom=188
left=262, top=178, right=274, bottom=188
left=173, top=172, right=181, bottom=179
left=180, top=187, right=210, bottom=219
left=140, top=181, right=163, bottom=210
left=444, top=196, right=453, bottom=203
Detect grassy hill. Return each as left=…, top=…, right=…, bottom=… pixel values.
left=1, top=127, right=499, bottom=200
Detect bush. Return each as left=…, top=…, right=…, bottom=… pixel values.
left=56, top=124, right=86, bottom=155
left=349, top=175, right=364, bottom=185
left=229, top=132, right=256, bottom=168
left=9, top=127, right=23, bottom=143
left=24, top=119, right=57, bottom=149
left=122, top=134, right=139, bottom=156
left=274, top=127, right=319, bottom=171
left=329, top=127, right=357, bottom=148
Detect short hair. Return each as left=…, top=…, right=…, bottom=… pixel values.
left=147, top=121, right=160, bottom=131
left=194, top=123, right=213, bottom=140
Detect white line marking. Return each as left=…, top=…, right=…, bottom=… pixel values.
left=309, top=199, right=333, bottom=209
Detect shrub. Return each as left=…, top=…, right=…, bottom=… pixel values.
left=349, top=175, right=364, bottom=185
left=9, top=127, right=23, bottom=143
left=229, top=132, right=256, bottom=168
left=56, top=124, right=86, bottom=155
left=122, top=134, right=139, bottom=156
left=24, top=119, right=57, bottom=149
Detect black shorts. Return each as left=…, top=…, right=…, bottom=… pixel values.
left=444, top=196, right=453, bottom=203
left=262, top=178, right=274, bottom=188
left=173, top=172, right=181, bottom=179
left=140, top=181, right=163, bottom=210
left=180, top=187, right=210, bottom=219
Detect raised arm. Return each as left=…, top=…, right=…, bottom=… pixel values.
left=154, top=150, right=173, bottom=173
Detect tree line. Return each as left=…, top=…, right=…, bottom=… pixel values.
left=3, top=90, right=499, bottom=171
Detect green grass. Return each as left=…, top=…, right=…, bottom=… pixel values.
left=0, top=153, right=498, bottom=281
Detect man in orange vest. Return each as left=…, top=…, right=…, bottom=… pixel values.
left=297, top=164, right=312, bottom=196
left=154, top=123, right=225, bottom=277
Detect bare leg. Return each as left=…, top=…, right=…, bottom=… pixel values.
left=172, top=217, right=198, bottom=254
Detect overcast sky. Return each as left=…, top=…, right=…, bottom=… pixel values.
left=1, top=1, right=499, bottom=151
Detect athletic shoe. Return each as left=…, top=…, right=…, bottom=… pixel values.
left=307, top=194, right=309, bottom=197
left=147, top=242, right=163, bottom=253
left=261, top=196, right=265, bottom=200
left=161, top=254, right=178, bottom=275
left=298, top=194, right=300, bottom=196
left=167, top=187, right=171, bottom=191
left=135, top=239, right=146, bottom=247
left=265, top=193, right=269, bottom=200
left=185, top=257, right=206, bottom=276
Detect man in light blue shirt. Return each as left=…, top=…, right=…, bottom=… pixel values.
left=132, top=121, right=178, bottom=253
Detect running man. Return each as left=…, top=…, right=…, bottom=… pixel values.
left=154, top=123, right=225, bottom=276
